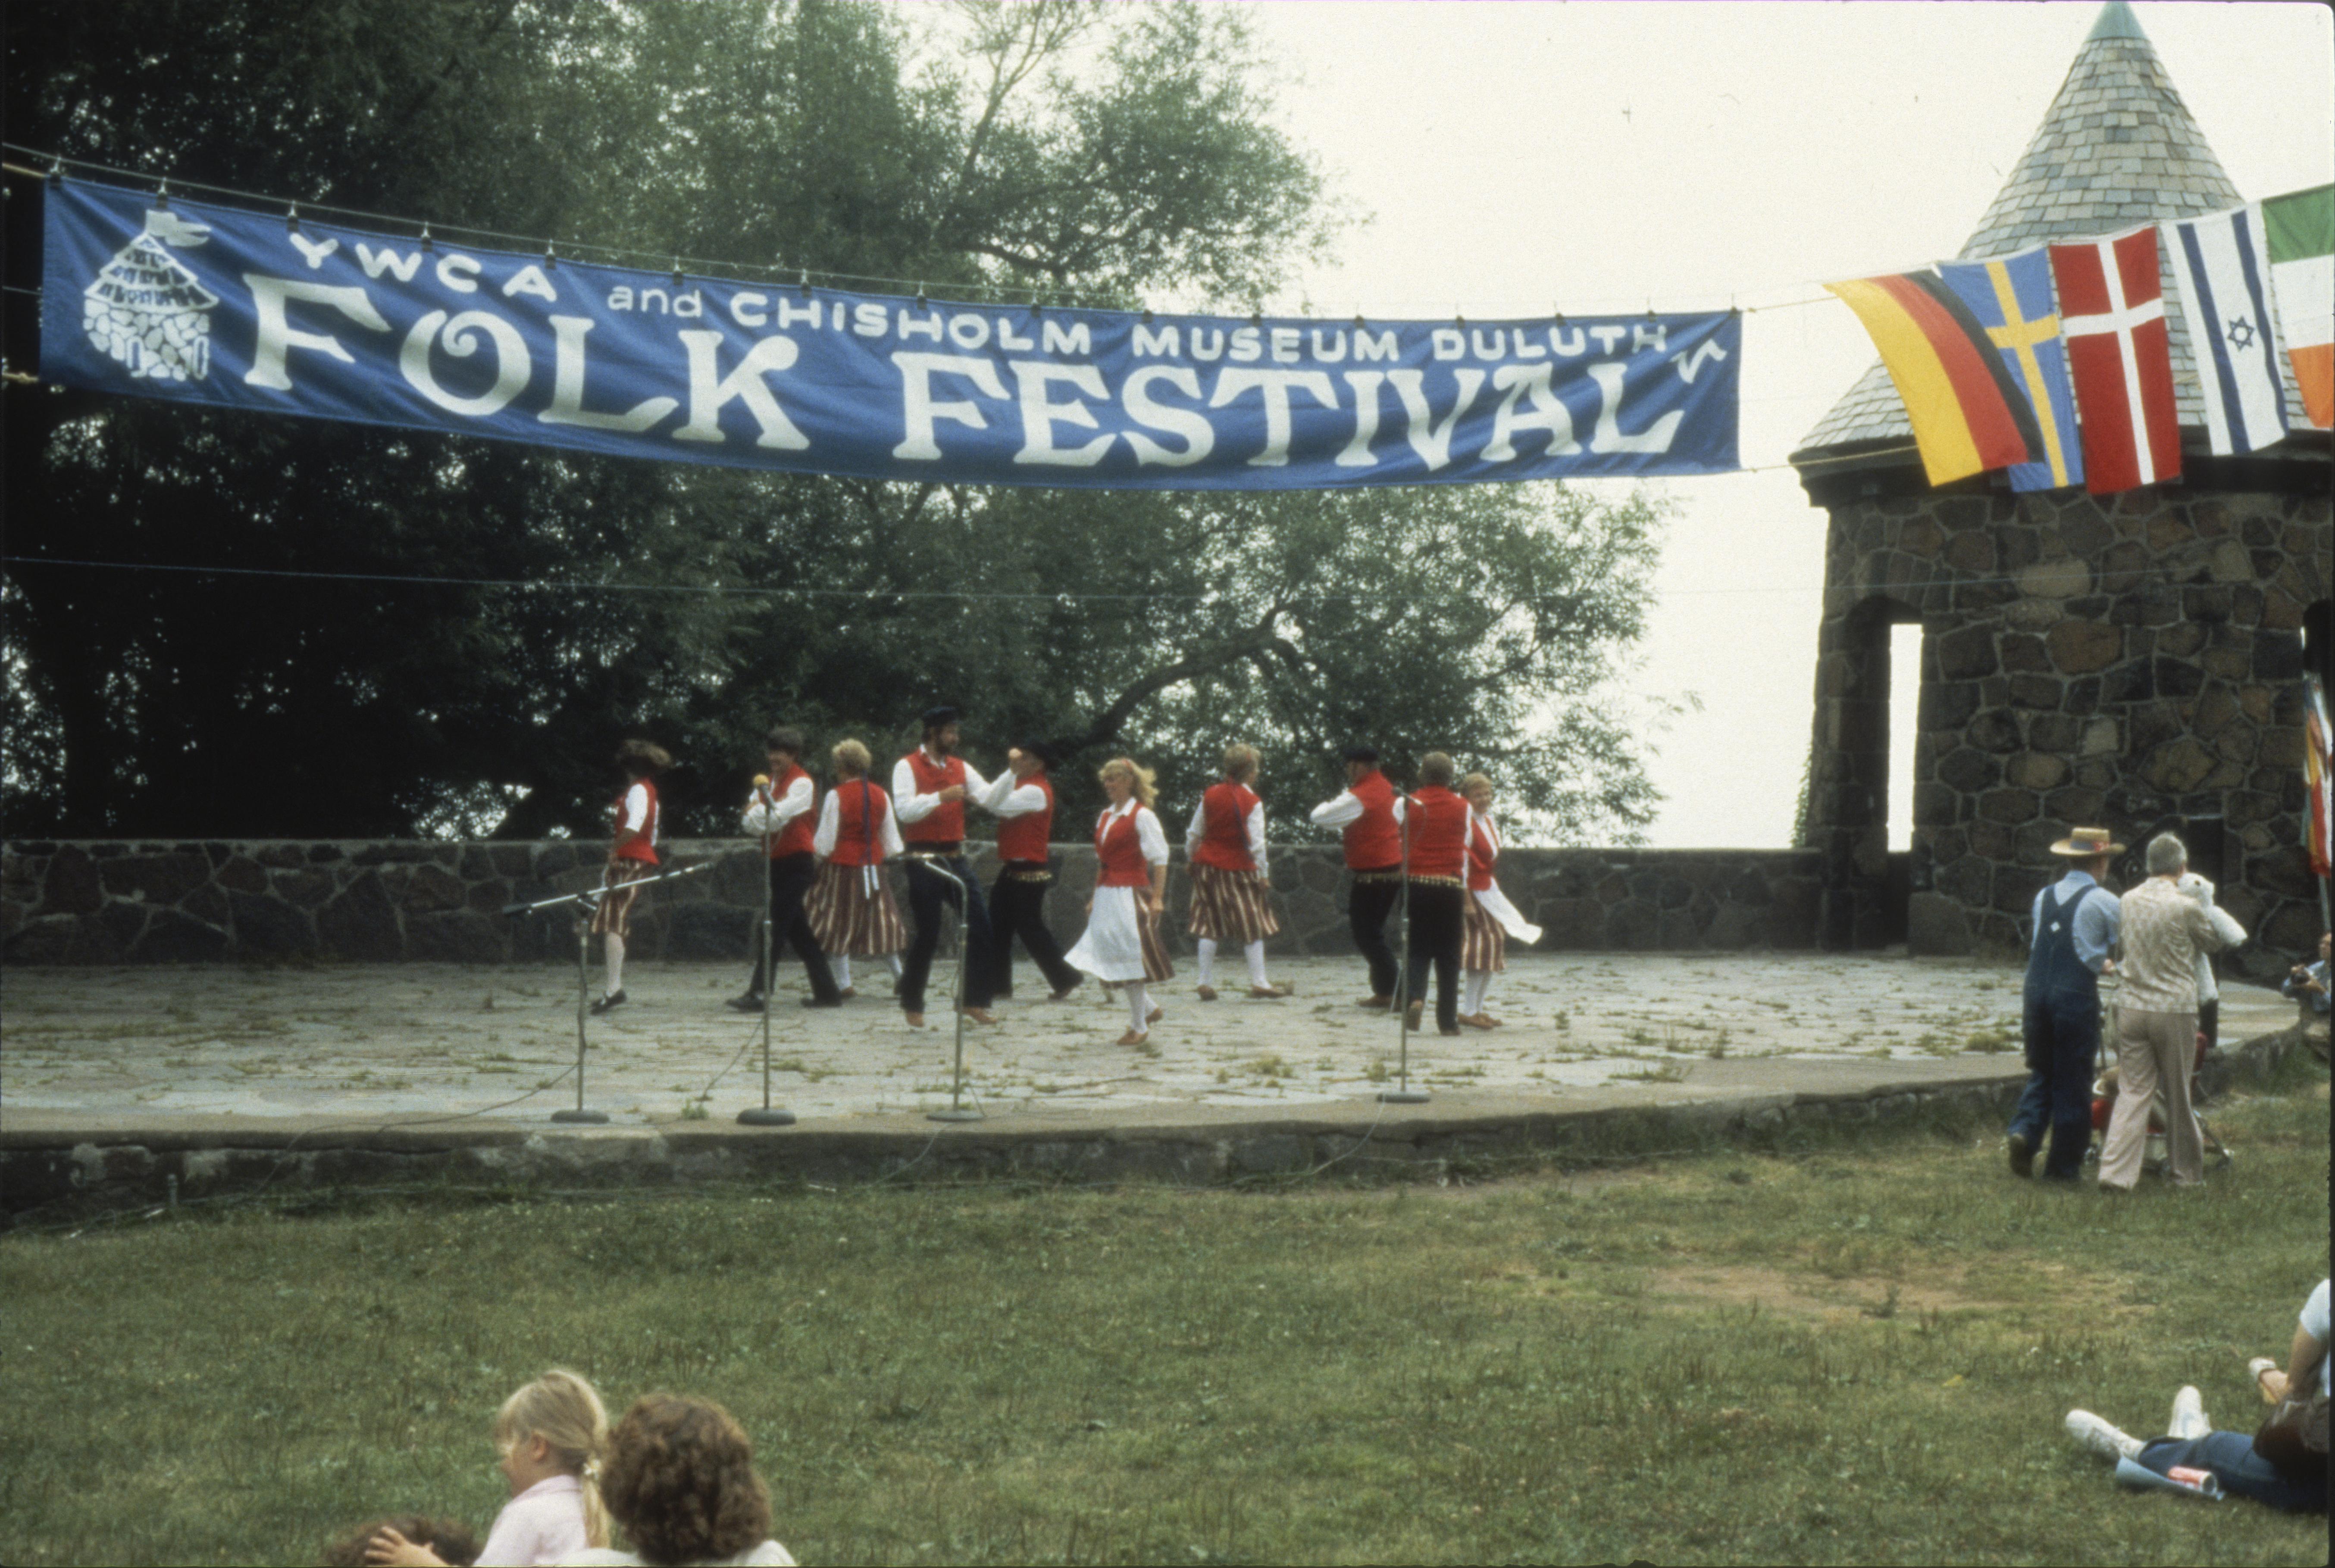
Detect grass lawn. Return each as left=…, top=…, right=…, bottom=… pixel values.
left=2, top=1062, right=2326, bottom=1566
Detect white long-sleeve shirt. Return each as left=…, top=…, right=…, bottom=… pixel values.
left=741, top=773, right=816, bottom=836
left=812, top=784, right=904, bottom=859
left=974, top=768, right=1049, bottom=818
left=892, top=749, right=997, bottom=825
left=1309, top=787, right=1405, bottom=830
left=1185, top=794, right=1268, bottom=865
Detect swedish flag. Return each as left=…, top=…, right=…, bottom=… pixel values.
left=1938, top=247, right=2084, bottom=493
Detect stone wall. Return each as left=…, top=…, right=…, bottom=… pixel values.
left=1800, top=472, right=2329, bottom=975
left=2, top=840, right=1819, bottom=965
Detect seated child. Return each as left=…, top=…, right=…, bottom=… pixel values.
left=368, top=1370, right=610, bottom=1568
left=562, top=1394, right=795, bottom=1567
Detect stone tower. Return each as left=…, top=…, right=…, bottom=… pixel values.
left=1789, top=1, right=2332, bottom=974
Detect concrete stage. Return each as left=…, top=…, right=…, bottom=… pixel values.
left=1, top=953, right=2310, bottom=1215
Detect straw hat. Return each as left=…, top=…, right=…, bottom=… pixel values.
left=2049, top=826, right=2124, bottom=857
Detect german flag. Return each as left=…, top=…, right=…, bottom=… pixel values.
left=1827, top=271, right=2046, bottom=486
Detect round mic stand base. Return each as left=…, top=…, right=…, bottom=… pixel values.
left=738, top=1107, right=798, bottom=1127
left=1377, top=1087, right=1431, bottom=1104
left=926, top=1105, right=983, bottom=1123
left=552, top=1107, right=612, bottom=1124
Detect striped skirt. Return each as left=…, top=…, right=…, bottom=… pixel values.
left=588, top=859, right=656, bottom=938
left=1461, top=893, right=1506, bottom=974
left=1186, top=862, right=1280, bottom=943
left=806, top=862, right=907, bottom=956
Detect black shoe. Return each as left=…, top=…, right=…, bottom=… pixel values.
left=589, top=990, right=628, bottom=1016
left=2006, top=1132, right=2034, bottom=1179
left=725, top=992, right=766, bottom=1013
left=800, top=995, right=843, bottom=1009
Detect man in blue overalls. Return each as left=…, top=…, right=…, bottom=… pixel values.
left=2009, top=826, right=2124, bottom=1181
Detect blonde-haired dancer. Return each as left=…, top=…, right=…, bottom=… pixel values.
left=1067, top=758, right=1174, bottom=1046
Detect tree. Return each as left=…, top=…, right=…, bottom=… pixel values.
left=3, top=1, right=1662, bottom=847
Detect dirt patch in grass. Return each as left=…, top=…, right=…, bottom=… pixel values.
left=1641, top=1259, right=2128, bottom=1324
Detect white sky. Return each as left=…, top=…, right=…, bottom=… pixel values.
left=1242, top=0, right=2334, bottom=847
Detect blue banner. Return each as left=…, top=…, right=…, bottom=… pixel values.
left=43, top=180, right=1740, bottom=488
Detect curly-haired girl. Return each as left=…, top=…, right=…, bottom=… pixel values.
left=567, top=1394, right=794, bottom=1566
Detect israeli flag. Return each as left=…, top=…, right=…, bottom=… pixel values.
left=2163, top=205, right=2291, bottom=456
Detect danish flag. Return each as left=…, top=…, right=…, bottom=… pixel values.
left=2049, top=226, right=2183, bottom=494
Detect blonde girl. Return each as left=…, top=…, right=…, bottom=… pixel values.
left=367, top=1370, right=610, bottom=1568
left=1066, top=758, right=1174, bottom=1045
left=1458, top=772, right=1542, bottom=1028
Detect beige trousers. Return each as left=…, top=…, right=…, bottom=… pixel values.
left=2100, top=1007, right=2204, bottom=1189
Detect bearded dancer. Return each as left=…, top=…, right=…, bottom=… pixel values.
left=1066, top=757, right=1174, bottom=1047
left=1400, top=752, right=1471, bottom=1037
left=974, top=739, right=1084, bottom=1005
left=806, top=739, right=908, bottom=995
left=892, top=706, right=1000, bottom=1030
left=1184, top=743, right=1287, bottom=1001
left=1457, top=772, right=1543, bottom=1029
left=590, top=739, right=670, bottom=1016
left=729, top=726, right=843, bottom=1012
left=1309, top=743, right=1405, bottom=1009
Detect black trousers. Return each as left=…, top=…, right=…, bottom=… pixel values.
left=1401, top=882, right=1464, bottom=1032
left=986, top=870, right=1080, bottom=999
left=901, top=854, right=995, bottom=1013
left=1347, top=872, right=1403, bottom=999
left=747, top=853, right=839, bottom=1003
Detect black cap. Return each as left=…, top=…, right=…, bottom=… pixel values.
left=1342, top=743, right=1380, bottom=765
left=920, top=705, right=961, bottom=731
left=1017, top=737, right=1057, bottom=769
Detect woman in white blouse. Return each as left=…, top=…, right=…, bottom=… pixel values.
left=1066, top=757, right=1174, bottom=1046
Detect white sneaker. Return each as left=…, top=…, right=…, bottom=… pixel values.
left=2169, top=1385, right=2210, bottom=1440
left=2066, top=1409, right=2142, bottom=1462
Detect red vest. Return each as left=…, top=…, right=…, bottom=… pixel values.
left=829, top=778, right=890, bottom=867
left=1095, top=805, right=1153, bottom=888
left=1193, top=781, right=1260, bottom=871
left=612, top=779, right=660, bottom=865
left=1408, top=784, right=1469, bottom=881
left=1343, top=770, right=1402, bottom=871
left=1467, top=814, right=1498, bottom=892
left=766, top=762, right=816, bottom=859
left=901, top=750, right=966, bottom=844
left=995, top=772, right=1055, bottom=865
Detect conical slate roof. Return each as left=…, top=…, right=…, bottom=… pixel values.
left=1794, top=1, right=2290, bottom=460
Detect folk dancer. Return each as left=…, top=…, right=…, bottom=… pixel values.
left=2102, top=833, right=2242, bottom=1191
left=1399, top=753, right=1471, bottom=1037
left=590, top=739, right=670, bottom=1015
left=1458, top=772, right=1543, bottom=1028
left=806, top=739, right=908, bottom=997
left=1067, top=758, right=1174, bottom=1047
left=729, top=726, right=843, bottom=1012
left=975, top=738, right=1084, bottom=1004
left=2007, top=826, right=2123, bottom=1181
left=1184, top=743, right=1287, bottom=1001
left=892, top=706, right=1001, bottom=1029
left=1309, top=743, right=1405, bottom=1009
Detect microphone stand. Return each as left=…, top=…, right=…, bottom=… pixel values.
left=501, top=859, right=717, bottom=1124
left=905, top=852, right=982, bottom=1122
left=739, top=780, right=797, bottom=1127
left=1380, top=793, right=1429, bottom=1105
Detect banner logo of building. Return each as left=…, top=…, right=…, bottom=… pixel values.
left=82, top=210, right=219, bottom=382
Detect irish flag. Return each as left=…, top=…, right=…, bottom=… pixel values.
left=2264, top=183, right=2334, bottom=428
